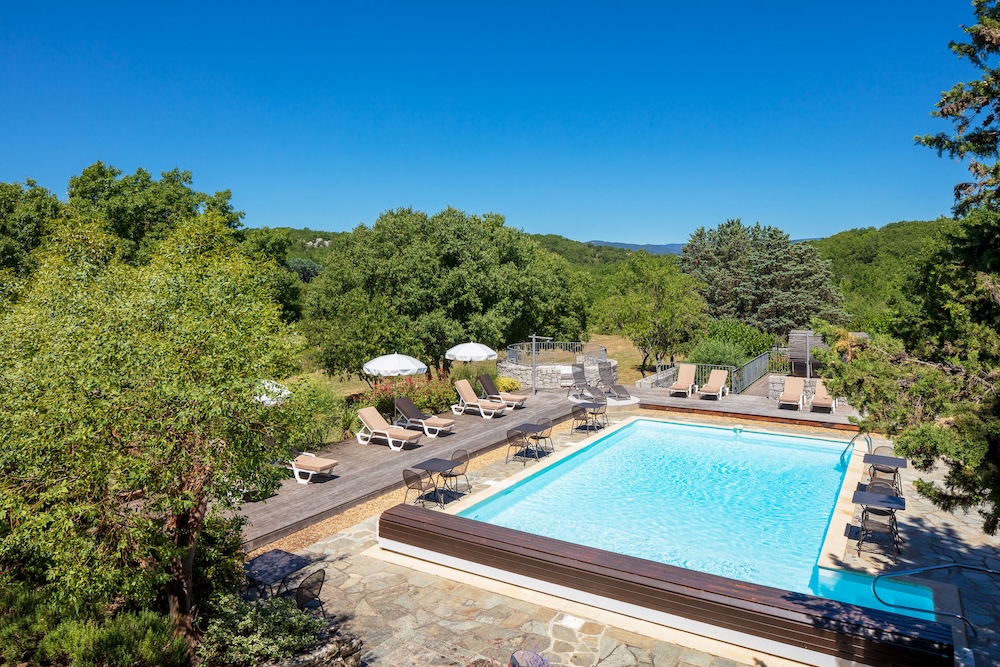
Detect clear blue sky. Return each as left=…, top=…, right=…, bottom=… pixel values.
left=0, top=2, right=977, bottom=243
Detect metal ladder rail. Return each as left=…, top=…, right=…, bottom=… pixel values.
left=871, top=563, right=1000, bottom=637
left=839, top=432, right=872, bottom=467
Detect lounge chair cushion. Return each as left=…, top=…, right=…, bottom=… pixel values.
left=292, top=454, right=338, bottom=473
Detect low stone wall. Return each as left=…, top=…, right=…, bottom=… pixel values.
left=635, top=366, right=678, bottom=389
left=275, top=627, right=363, bottom=667
left=497, top=358, right=618, bottom=390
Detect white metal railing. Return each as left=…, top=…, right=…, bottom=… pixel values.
left=506, top=341, right=607, bottom=367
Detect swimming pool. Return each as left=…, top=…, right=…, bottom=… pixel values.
left=457, top=419, right=935, bottom=618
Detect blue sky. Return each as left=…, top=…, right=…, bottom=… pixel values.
left=0, top=2, right=977, bottom=243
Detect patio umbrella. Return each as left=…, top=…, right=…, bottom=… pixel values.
left=444, top=342, right=498, bottom=362
left=363, top=353, right=428, bottom=377
left=362, top=353, right=428, bottom=418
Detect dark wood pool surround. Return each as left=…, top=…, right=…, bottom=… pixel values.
left=379, top=505, right=954, bottom=667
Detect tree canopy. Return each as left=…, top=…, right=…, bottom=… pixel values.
left=593, top=252, right=707, bottom=371
left=680, top=219, right=845, bottom=335
left=916, top=0, right=1000, bottom=215
left=0, top=212, right=314, bottom=649
left=301, top=207, right=589, bottom=377
left=809, top=219, right=950, bottom=333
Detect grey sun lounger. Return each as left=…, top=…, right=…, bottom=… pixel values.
left=395, top=396, right=456, bottom=437
left=810, top=379, right=835, bottom=412
left=478, top=374, right=527, bottom=409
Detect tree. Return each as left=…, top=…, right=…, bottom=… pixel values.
left=67, top=161, right=243, bottom=261
left=593, top=252, right=707, bottom=372
left=0, top=213, right=313, bottom=651
left=916, top=0, right=1000, bottom=215
left=0, top=178, right=61, bottom=275
left=680, top=219, right=845, bottom=335
left=301, top=207, right=589, bottom=376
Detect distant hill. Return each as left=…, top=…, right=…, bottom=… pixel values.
left=588, top=240, right=685, bottom=255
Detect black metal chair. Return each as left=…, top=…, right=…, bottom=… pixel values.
left=857, top=478, right=902, bottom=559
left=439, top=449, right=471, bottom=493
left=403, top=469, right=441, bottom=508
left=529, top=419, right=554, bottom=453
left=571, top=405, right=589, bottom=432
left=869, top=445, right=902, bottom=492
left=505, top=429, right=538, bottom=465
left=294, top=568, right=326, bottom=617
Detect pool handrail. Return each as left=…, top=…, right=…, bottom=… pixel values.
left=871, top=563, right=1000, bottom=637
left=839, top=432, right=871, bottom=467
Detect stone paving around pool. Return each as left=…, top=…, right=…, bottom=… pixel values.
left=282, top=410, right=1000, bottom=667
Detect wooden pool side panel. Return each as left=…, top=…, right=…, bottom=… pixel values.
left=378, top=505, right=953, bottom=667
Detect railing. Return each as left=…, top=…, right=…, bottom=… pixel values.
left=768, top=347, right=790, bottom=374
left=652, top=350, right=772, bottom=395
left=840, top=433, right=872, bottom=468
left=505, top=341, right=607, bottom=367
left=872, top=564, right=999, bottom=638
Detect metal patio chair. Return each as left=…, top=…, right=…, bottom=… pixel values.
left=505, top=429, right=538, bottom=465
left=403, top=468, right=441, bottom=508
left=529, top=418, right=554, bottom=453
left=439, top=449, right=471, bottom=493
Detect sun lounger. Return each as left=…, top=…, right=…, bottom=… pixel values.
left=810, top=379, right=835, bottom=412
left=395, top=396, right=455, bottom=437
left=668, top=364, right=697, bottom=397
left=597, top=361, right=632, bottom=401
left=478, top=374, right=527, bottom=410
left=288, top=451, right=338, bottom=484
left=697, top=369, right=729, bottom=400
left=356, top=406, right=422, bottom=451
left=451, top=379, right=506, bottom=419
left=777, top=376, right=806, bottom=410
left=567, top=363, right=591, bottom=397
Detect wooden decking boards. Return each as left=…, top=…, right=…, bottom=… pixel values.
left=239, top=391, right=576, bottom=550
left=240, top=387, right=859, bottom=550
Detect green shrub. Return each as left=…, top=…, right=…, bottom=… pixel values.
left=33, top=612, right=188, bottom=667
left=193, top=515, right=247, bottom=612
left=448, top=361, right=497, bottom=396
left=357, top=375, right=456, bottom=418
left=494, top=376, right=521, bottom=393
left=0, top=578, right=187, bottom=667
left=705, top=319, right=775, bottom=358
left=197, top=594, right=323, bottom=667
left=686, top=338, right=749, bottom=367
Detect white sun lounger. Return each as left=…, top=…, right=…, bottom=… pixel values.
left=668, top=364, right=697, bottom=397
left=778, top=376, right=806, bottom=410
left=697, top=369, right=730, bottom=400
left=289, top=451, right=338, bottom=485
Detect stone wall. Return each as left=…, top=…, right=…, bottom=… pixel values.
left=635, top=366, right=678, bottom=389
left=275, top=627, right=363, bottom=667
left=497, top=358, right=618, bottom=390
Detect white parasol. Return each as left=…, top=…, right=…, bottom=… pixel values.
left=444, top=342, right=498, bottom=362
left=363, top=353, right=428, bottom=377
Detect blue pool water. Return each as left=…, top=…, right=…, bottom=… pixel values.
left=459, top=419, right=935, bottom=619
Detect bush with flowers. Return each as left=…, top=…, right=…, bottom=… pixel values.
left=356, top=375, right=456, bottom=418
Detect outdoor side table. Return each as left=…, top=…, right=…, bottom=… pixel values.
left=576, top=401, right=606, bottom=431
left=863, top=453, right=907, bottom=469
left=852, top=490, right=905, bottom=512
left=413, top=457, right=459, bottom=503
left=244, top=548, right=310, bottom=598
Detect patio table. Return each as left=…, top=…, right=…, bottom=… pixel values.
left=852, top=490, right=905, bottom=512
left=863, top=453, right=907, bottom=469
left=576, top=401, right=606, bottom=431
left=413, top=457, right=459, bottom=502
left=512, top=423, right=547, bottom=436
left=244, top=548, right=310, bottom=598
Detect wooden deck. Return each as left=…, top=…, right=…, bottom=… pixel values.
left=240, top=391, right=577, bottom=550
left=240, top=388, right=859, bottom=549
left=630, top=386, right=860, bottom=430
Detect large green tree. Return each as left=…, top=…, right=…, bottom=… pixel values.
left=680, top=219, right=844, bottom=335
left=301, top=207, right=589, bottom=377
left=68, top=161, right=243, bottom=262
left=593, top=252, right=708, bottom=372
left=0, top=213, right=312, bottom=650
left=916, top=0, right=1000, bottom=215
left=0, top=179, right=61, bottom=277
